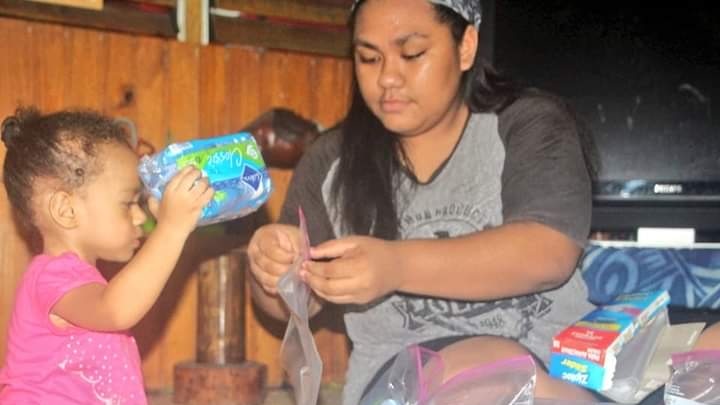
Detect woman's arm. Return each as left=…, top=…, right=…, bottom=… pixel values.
left=304, top=95, right=590, bottom=304
left=304, top=221, right=580, bottom=304
left=395, top=221, right=580, bottom=299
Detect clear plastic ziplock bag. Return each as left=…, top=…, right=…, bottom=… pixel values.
left=534, top=400, right=614, bottom=405
left=360, top=345, right=536, bottom=405
left=422, top=354, right=536, bottom=405
left=665, top=350, right=720, bottom=405
left=277, top=207, right=323, bottom=405
left=600, top=308, right=670, bottom=403
left=360, top=346, right=445, bottom=405
left=138, top=132, right=272, bottom=226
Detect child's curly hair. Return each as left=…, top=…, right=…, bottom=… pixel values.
left=1, top=107, right=131, bottom=249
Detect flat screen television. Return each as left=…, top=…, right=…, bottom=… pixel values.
left=489, top=2, right=720, bottom=237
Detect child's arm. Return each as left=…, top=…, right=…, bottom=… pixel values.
left=52, top=166, right=214, bottom=331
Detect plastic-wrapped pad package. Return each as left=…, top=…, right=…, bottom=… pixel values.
left=138, top=132, right=272, bottom=226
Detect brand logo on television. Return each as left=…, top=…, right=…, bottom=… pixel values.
left=653, top=183, right=683, bottom=194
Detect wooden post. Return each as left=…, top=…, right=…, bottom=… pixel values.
left=196, top=251, right=245, bottom=363
left=177, top=0, right=208, bottom=45
left=174, top=247, right=267, bottom=405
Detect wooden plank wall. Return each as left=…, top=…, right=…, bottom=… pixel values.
left=0, top=16, right=353, bottom=391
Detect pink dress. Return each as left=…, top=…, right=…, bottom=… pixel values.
left=0, top=252, right=147, bottom=404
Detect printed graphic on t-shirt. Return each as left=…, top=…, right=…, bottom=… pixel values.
left=394, top=201, right=556, bottom=340
left=391, top=294, right=554, bottom=339
left=400, top=202, right=492, bottom=238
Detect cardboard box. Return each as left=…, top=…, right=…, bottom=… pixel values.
left=549, top=290, right=670, bottom=391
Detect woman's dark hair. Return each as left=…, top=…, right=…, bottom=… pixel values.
left=1, top=106, right=131, bottom=249
left=332, top=1, right=520, bottom=239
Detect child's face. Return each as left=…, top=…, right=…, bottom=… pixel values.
left=74, top=142, right=147, bottom=264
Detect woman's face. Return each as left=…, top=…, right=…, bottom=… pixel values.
left=353, top=0, right=476, bottom=137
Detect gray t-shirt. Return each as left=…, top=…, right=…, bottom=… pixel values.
left=279, top=95, right=596, bottom=405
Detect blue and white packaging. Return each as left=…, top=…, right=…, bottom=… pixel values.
left=138, top=132, right=272, bottom=226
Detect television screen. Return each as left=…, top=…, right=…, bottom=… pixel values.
left=492, top=2, right=720, bottom=233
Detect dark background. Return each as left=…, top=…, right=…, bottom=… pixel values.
left=492, top=2, right=720, bottom=183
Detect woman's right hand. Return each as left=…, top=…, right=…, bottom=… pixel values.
left=247, top=223, right=301, bottom=295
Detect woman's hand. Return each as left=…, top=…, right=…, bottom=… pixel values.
left=247, top=223, right=301, bottom=295
left=301, top=236, right=403, bottom=304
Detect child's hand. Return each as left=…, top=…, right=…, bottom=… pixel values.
left=152, top=166, right=214, bottom=234
left=247, top=224, right=301, bottom=295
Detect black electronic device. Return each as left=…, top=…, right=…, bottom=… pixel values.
left=492, top=3, right=720, bottom=236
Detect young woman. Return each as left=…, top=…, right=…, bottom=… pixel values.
left=248, top=0, right=599, bottom=403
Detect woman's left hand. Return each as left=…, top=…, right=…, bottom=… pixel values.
left=300, top=236, right=403, bottom=304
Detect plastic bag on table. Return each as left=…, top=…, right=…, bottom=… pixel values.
left=138, top=132, right=272, bottom=226
left=665, top=350, right=720, bottom=405
left=277, top=207, right=323, bottom=405
left=600, top=309, right=670, bottom=403
left=422, top=354, right=536, bottom=405
left=534, top=400, right=614, bottom=405
left=360, top=345, right=536, bottom=405
left=360, top=346, right=445, bottom=405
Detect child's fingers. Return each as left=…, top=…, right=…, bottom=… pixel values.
left=146, top=197, right=160, bottom=217
left=198, top=186, right=214, bottom=206
left=189, top=176, right=210, bottom=194
left=168, top=166, right=201, bottom=192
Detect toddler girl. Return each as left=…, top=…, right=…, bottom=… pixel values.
left=0, top=107, right=213, bottom=404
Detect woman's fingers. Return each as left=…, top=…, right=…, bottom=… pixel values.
left=302, top=259, right=353, bottom=280
left=247, top=225, right=302, bottom=295
left=301, top=236, right=399, bottom=304
left=310, top=237, right=358, bottom=260
left=311, top=290, right=355, bottom=305
left=302, top=260, right=367, bottom=303
left=302, top=270, right=359, bottom=304
left=257, top=233, right=296, bottom=267
left=248, top=253, right=280, bottom=294
left=275, top=228, right=295, bottom=253
left=248, top=244, right=292, bottom=292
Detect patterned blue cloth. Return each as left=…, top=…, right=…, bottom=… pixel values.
left=581, top=244, right=720, bottom=309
